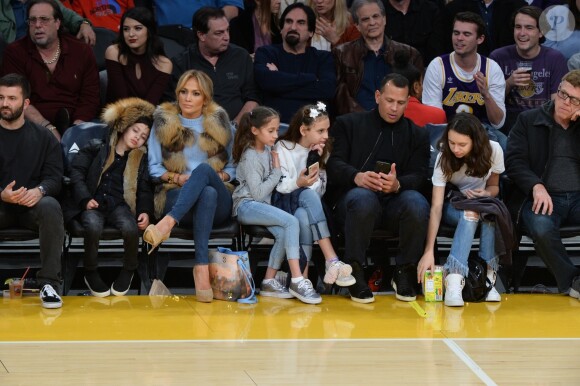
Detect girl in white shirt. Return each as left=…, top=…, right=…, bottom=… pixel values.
left=275, top=102, right=355, bottom=288
left=417, top=113, right=505, bottom=307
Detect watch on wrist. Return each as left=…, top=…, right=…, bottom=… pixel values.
left=37, top=186, right=46, bottom=196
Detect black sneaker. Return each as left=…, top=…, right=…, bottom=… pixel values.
left=391, top=264, right=417, bottom=302
left=40, top=284, right=63, bottom=309
left=84, top=270, right=111, bottom=297
left=111, top=269, right=134, bottom=296
left=348, top=261, right=375, bottom=304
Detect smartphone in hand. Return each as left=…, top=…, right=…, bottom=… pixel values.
left=374, top=161, right=391, bottom=175
left=307, top=162, right=320, bottom=176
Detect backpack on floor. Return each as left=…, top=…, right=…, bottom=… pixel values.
left=462, top=256, right=493, bottom=302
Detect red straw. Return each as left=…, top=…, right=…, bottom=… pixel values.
left=20, top=267, right=30, bottom=283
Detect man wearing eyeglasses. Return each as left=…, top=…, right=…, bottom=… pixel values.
left=0, top=0, right=99, bottom=140
left=506, top=69, right=580, bottom=299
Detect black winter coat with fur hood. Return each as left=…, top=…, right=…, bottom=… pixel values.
left=62, top=98, right=155, bottom=224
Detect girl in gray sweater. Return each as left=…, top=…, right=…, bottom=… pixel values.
left=232, top=106, right=322, bottom=304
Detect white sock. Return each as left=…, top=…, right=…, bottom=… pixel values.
left=291, top=276, right=304, bottom=284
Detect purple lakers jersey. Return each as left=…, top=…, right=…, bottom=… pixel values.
left=440, top=54, right=489, bottom=124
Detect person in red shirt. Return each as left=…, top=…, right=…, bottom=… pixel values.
left=1, top=0, right=100, bottom=140
left=61, top=0, right=134, bottom=32
left=392, top=50, right=446, bottom=127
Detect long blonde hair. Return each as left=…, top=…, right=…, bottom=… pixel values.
left=307, top=0, right=350, bottom=39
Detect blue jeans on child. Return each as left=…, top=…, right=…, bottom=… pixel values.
left=294, top=189, right=332, bottom=261
left=521, top=192, right=580, bottom=292
left=164, top=164, right=233, bottom=265
left=443, top=202, right=498, bottom=276
left=237, top=200, right=300, bottom=270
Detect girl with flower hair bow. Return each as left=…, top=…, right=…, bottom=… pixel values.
left=275, top=102, right=356, bottom=290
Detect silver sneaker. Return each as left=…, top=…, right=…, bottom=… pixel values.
left=260, top=279, right=293, bottom=299
left=289, top=278, right=322, bottom=304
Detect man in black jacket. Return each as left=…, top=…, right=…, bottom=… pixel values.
left=0, top=73, right=64, bottom=309
left=327, top=73, right=431, bottom=303
left=506, top=69, right=580, bottom=298
left=164, top=7, right=259, bottom=125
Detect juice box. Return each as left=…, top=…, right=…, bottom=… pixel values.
left=423, top=266, right=444, bottom=302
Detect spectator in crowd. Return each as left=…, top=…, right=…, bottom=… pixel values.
left=543, top=0, right=580, bottom=61
left=63, top=97, right=155, bottom=298
left=417, top=113, right=506, bottom=307
left=0, top=0, right=95, bottom=45
left=152, top=0, right=243, bottom=28
left=275, top=102, right=356, bottom=289
left=333, top=0, right=422, bottom=116
left=382, top=0, right=446, bottom=65
left=1, top=0, right=100, bottom=139
left=61, top=0, right=134, bottom=31
left=506, top=69, right=580, bottom=299
left=229, top=0, right=282, bottom=57
left=232, top=106, right=323, bottom=304
left=254, top=3, right=336, bottom=123
left=0, top=73, right=64, bottom=309
left=490, top=6, right=568, bottom=134
left=145, top=70, right=236, bottom=303
left=326, top=73, right=431, bottom=303
left=167, top=7, right=259, bottom=126
left=445, top=0, right=527, bottom=56
left=391, top=50, right=446, bottom=127
left=307, top=0, right=360, bottom=51
left=422, top=12, right=507, bottom=149
left=105, top=7, right=172, bottom=104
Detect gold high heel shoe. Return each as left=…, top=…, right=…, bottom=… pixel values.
left=193, top=265, right=213, bottom=303
left=143, top=224, right=170, bottom=254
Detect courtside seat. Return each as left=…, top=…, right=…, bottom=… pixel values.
left=0, top=228, right=39, bottom=241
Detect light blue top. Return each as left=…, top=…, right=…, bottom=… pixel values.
left=543, top=30, right=580, bottom=61
left=147, top=114, right=236, bottom=181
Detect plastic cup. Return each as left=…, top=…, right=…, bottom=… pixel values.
left=9, top=279, right=23, bottom=299
left=517, top=60, right=533, bottom=74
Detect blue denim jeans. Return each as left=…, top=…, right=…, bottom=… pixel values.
left=333, top=188, right=429, bottom=266
left=294, top=189, right=331, bottom=260
left=164, top=163, right=233, bottom=265
left=237, top=200, right=300, bottom=270
left=521, top=192, right=580, bottom=292
left=80, top=205, right=139, bottom=271
left=442, top=202, right=498, bottom=276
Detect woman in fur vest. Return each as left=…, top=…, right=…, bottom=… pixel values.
left=64, top=97, right=155, bottom=297
left=145, top=70, right=236, bottom=303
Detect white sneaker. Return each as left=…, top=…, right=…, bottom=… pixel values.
left=485, top=269, right=501, bottom=302
left=324, top=260, right=356, bottom=287
left=444, top=274, right=465, bottom=307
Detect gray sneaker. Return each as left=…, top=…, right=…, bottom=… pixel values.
left=570, top=276, right=580, bottom=299
left=260, top=279, right=294, bottom=299
left=289, top=278, right=322, bottom=304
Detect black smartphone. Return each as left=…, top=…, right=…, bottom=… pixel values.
left=374, top=161, right=391, bottom=174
